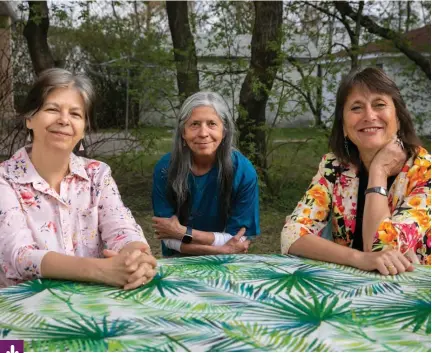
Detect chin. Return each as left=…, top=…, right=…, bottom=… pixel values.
left=46, top=141, right=75, bottom=153
left=192, top=149, right=217, bottom=157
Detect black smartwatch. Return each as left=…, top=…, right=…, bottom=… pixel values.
left=181, top=226, right=193, bottom=244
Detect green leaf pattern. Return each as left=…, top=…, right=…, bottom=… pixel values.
left=0, top=255, right=430, bottom=352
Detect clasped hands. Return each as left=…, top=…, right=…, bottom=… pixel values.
left=101, top=243, right=157, bottom=290
left=152, top=215, right=251, bottom=254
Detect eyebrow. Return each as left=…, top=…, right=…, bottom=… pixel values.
left=44, top=102, right=84, bottom=111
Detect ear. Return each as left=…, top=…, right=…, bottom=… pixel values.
left=343, top=126, right=347, bottom=138
left=397, top=118, right=401, bottom=131
left=25, top=118, right=31, bottom=130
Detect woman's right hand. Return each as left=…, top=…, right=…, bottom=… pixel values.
left=369, top=135, right=407, bottom=178
left=222, top=228, right=250, bottom=254
left=353, top=248, right=414, bottom=275
left=99, top=248, right=157, bottom=289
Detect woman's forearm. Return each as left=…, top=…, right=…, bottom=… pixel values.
left=363, top=171, right=392, bottom=251
left=189, top=229, right=215, bottom=245
left=289, top=233, right=363, bottom=267
left=179, top=243, right=230, bottom=255
left=40, top=251, right=105, bottom=283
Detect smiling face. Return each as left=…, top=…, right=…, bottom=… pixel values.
left=26, top=86, right=86, bottom=153
left=343, top=85, right=399, bottom=156
left=182, top=106, right=225, bottom=160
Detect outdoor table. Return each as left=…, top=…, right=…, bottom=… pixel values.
left=0, top=254, right=430, bottom=352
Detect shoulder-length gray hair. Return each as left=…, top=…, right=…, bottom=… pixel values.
left=167, top=91, right=237, bottom=227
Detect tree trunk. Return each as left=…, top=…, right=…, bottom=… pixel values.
left=237, top=1, right=283, bottom=173
left=166, top=1, right=199, bottom=103
left=334, top=1, right=431, bottom=79
left=405, top=1, right=411, bottom=33
left=315, top=64, right=324, bottom=128
left=23, top=1, right=55, bottom=75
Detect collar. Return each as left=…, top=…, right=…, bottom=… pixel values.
left=339, top=146, right=426, bottom=179
left=4, top=145, right=89, bottom=184
left=69, top=152, right=90, bottom=181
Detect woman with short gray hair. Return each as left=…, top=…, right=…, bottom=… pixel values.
left=152, top=91, right=260, bottom=256
left=0, top=68, right=156, bottom=289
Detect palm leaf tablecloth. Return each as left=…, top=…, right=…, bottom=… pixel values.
left=0, top=254, right=430, bottom=352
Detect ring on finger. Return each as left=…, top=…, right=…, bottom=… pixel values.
left=386, top=264, right=396, bottom=270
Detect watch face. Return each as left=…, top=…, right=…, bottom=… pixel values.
left=182, top=234, right=193, bottom=244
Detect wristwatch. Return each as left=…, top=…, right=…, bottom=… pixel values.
left=181, top=226, right=193, bottom=244
left=365, top=186, right=388, bottom=197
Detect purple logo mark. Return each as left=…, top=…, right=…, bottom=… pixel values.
left=0, top=341, right=24, bottom=353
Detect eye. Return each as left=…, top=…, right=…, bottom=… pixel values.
left=71, top=112, right=83, bottom=119
left=351, top=106, right=361, bottom=111
left=209, top=121, right=217, bottom=126
left=46, top=107, right=58, bottom=112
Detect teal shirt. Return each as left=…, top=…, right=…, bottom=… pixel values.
left=152, top=150, right=260, bottom=256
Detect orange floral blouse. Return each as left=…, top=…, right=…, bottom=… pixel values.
left=281, top=147, right=431, bottom=265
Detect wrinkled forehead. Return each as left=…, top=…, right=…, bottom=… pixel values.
left=43, top=84, right=86, bottom=106
left=187, top=105, right=223, bottom=122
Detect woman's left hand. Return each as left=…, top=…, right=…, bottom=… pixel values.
left=152, top=215, right=186, bottom=240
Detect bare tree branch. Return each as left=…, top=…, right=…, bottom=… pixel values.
left=334, top=1, right=431, bottom=79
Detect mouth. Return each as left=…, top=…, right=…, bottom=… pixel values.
left=358, top=127, right=383, bottom=133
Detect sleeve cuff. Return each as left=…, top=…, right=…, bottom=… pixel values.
left=110, top=233, right=148, bottom=253
left=281, top=222, right=309, bottom=254
left=212, top=232, right=233, bottom=246
left=163, top=239, right=182, bottom=252
left=14, top=247, right=50, bottom=280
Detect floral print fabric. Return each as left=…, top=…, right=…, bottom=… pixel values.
left=282, top=147, right=431, bottom=265
left=0, top=146, right=147, bottom=287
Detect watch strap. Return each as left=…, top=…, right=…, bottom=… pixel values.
left=365, top=186, right=388, bottom=197
left=181, top=226, right=193, bottom=244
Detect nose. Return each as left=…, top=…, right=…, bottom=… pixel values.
left=57, top=110, right=70, bottom=125
left=197, top=124, right=209, bottom=137
left=363, top=104, right=378, bottom=121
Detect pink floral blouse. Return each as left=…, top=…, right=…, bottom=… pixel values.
left=282, top=147, right=431, bottom=265
left=0, top=146, right=147, bottom=287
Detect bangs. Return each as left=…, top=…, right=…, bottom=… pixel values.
left=345, top=69, right=398, bottom=99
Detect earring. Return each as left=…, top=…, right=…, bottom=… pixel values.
left=182, top=140, right=186, bottom=147
left=79, top=139, right=85, bottom=151
left=26, top=132, right=31, bottom=142
left=344, top=136, right=350, bottom=158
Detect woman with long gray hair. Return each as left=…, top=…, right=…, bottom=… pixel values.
left=0, top=68, right=156, bottom=289
left=152, top=92, right=260, bottom=256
